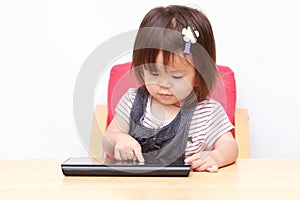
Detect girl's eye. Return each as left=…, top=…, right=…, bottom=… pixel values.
left=172, top=73, right=184, bottom=79
left=150, top=72, right=159, bottom=76
left=172, top=76, right=183, bottom=79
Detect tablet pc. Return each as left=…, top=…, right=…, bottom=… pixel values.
left=61, top=157, right=191, bottom=177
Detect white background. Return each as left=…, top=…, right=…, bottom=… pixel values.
left=1, top=0, right=299, bottom=159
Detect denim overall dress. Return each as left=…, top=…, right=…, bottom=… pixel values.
left=129, top=88, right=198, bottom=165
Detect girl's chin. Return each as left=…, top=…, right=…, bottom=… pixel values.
left=155, top=96, right=180, bottom=106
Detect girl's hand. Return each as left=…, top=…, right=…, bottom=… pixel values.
left=103, top=115, right=145, bottom=163
left=184, top=152, right=219, bottom=173
left=114, top=134, right=145, bottom=163
left=185, top=132, right=239, bottom=173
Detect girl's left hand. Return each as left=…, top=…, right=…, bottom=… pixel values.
left=184, top=152, right=219, bottom=172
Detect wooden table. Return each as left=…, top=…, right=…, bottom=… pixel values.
left=1, top=159, right=299, bottom=199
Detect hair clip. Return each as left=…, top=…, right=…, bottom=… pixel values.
left=182, top=26, right=199, bottom=54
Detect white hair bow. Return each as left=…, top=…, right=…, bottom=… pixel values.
left=182, top=26, right=199, bottom=54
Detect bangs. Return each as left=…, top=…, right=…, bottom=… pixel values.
left=132, top=27, right=184, bottom=62
left=142, top=50, right=186, bottom=72
left=134, top=48, right=193, bottom=75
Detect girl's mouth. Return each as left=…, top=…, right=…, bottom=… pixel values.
left=159, top=93, right=173, bottom=99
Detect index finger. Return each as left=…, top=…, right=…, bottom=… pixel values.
left=132, top=144, right=144, bottom=163
left=184, top=154, right=199, bottom=163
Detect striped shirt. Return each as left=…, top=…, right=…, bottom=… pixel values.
left=115, top=88, right=234, bottom=158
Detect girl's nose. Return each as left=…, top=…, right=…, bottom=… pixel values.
left=158, top=76, right=171, bottom=88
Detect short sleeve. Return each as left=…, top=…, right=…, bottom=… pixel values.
left=115, top=88, right=137, bottom=124
left=204, top=99, right=234, bottom=148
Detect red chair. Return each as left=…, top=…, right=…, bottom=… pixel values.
left=90, top=62, right=249, bottom=158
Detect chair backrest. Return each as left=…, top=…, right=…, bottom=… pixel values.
left=106, top=62, right=236, bottom=136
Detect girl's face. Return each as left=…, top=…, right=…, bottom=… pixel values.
left=143, top=51, right=196, bottom=106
